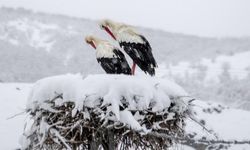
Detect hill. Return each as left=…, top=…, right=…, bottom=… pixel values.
left=1, top=7, right=250, bottom=82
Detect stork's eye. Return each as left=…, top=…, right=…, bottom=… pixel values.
left=101, top=25, right=105, bottom=29
left=86, top=40, right=91, bottom=44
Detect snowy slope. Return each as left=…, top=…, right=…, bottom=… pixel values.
left=159, top=51, right=250, bottom=82
left=1, top=7, right=250, bottom=82
left=2, top=18, right=58, bottom=52
left=156, top=51, right=250, bottom=110
left=186, top=100, right=250, bottom=149
left=186, top=100, right=250, bottom=140
left=1, top=82, right=250, bottom=149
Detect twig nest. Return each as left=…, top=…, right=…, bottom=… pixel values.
left=21, top=74, right=192, bottom=150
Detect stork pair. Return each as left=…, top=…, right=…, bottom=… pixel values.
left=85, top=19, right=157, bottom=76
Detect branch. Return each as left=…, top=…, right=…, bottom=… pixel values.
left=50, top=128, right=72, bottom=150
left=6, top=110, right=26, bottom=120
left=148, top=132, right=250, bottom=145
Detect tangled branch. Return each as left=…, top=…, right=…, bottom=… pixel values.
left=22, top=94, right=189, bottom=150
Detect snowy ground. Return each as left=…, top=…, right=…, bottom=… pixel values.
left=187, top=100, right=250, bottom=141
left=157, top=51, right=250, bottom=82
left=1, top=81, right=250, bottom=149
left=0, top=83, right=32, bottom=150
left=186, top=100, right=250, bottom=150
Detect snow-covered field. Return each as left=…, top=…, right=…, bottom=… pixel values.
left=1, top=80, right=250, bottom=149
left=186, top=100, right=250, bottom=150
left=158, top=51, right=250, bottom=82
left=0, top=83, right=32, bottom=149
left=156, top=50, right=250, bottom=110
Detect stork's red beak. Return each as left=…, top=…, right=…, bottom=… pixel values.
left=104, top=26, right=116, bottom=40
left=89, top=41, right=96, bottom=49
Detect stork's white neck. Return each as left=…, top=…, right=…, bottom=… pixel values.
left=96, top=42, right=116, bottom=58
left=113, top=26, right=144, bottom=44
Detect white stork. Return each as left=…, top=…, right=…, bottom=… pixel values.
left=85, top=35, right=131, bottom=75
left=99, top=19, right=157, bottom=76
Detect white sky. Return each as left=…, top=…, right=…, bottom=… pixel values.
left=1, top=0, right=250, bottom=37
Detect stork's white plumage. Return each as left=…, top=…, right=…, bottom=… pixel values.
left=85, top=35, right=131, bottom=75
left=99, top=19, right=157, bottom=76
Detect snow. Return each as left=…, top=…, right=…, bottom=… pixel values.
left=169, top=144, right=195, bottom=150
left=160, top=51, right=250, bottom=82
left=0, top=32, right=19, bottom=45
left=0, top=83, right=32, bottom=150
left=119, top=110, right=146, bottom=132
left=29, top=27, right=54, bottom=52
left=201, top=51, right=250, bottom=80
left=5, top=18, right=57, bottom=52
left=27, top=74, right=189, bottom=131
left=7, top=19, right=58, bottom=31
left=7, top=19, right=31, bottom=32
left=1, top=82, right=250, bottom=149
left=186, top=100, right=250, bottom=141
left=8, top=38, right=19, bottom=45
left=27, top=74, right=83, bottom=107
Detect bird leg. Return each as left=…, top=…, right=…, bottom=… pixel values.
left=132, top=62, right=136, bottom=75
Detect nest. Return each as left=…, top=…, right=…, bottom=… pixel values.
left=22, top=93, right=190, bottom=150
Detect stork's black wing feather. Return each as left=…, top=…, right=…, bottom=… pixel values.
left=119, top=35, right=157, bottom=76
left=139, top=35, right=157, bottom=67
left=97, top=49, right=131, bottom=75
left=113, top=49, right=132, bottom=74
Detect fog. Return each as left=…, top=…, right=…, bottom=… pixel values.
left=1, top=0, right=250, bottom=37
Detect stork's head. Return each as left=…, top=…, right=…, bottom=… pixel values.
left=99, top=19, right=117, bottom=40
left=85, top=35, right=97, bottom=49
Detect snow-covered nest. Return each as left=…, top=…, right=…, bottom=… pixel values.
left=22, top=74, right=192, bottom=150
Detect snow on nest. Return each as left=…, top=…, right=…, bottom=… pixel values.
left=27, top=74, right=190, bottom=130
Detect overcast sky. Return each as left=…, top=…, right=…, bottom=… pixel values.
left=1, top=0, right=250, bottom=37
